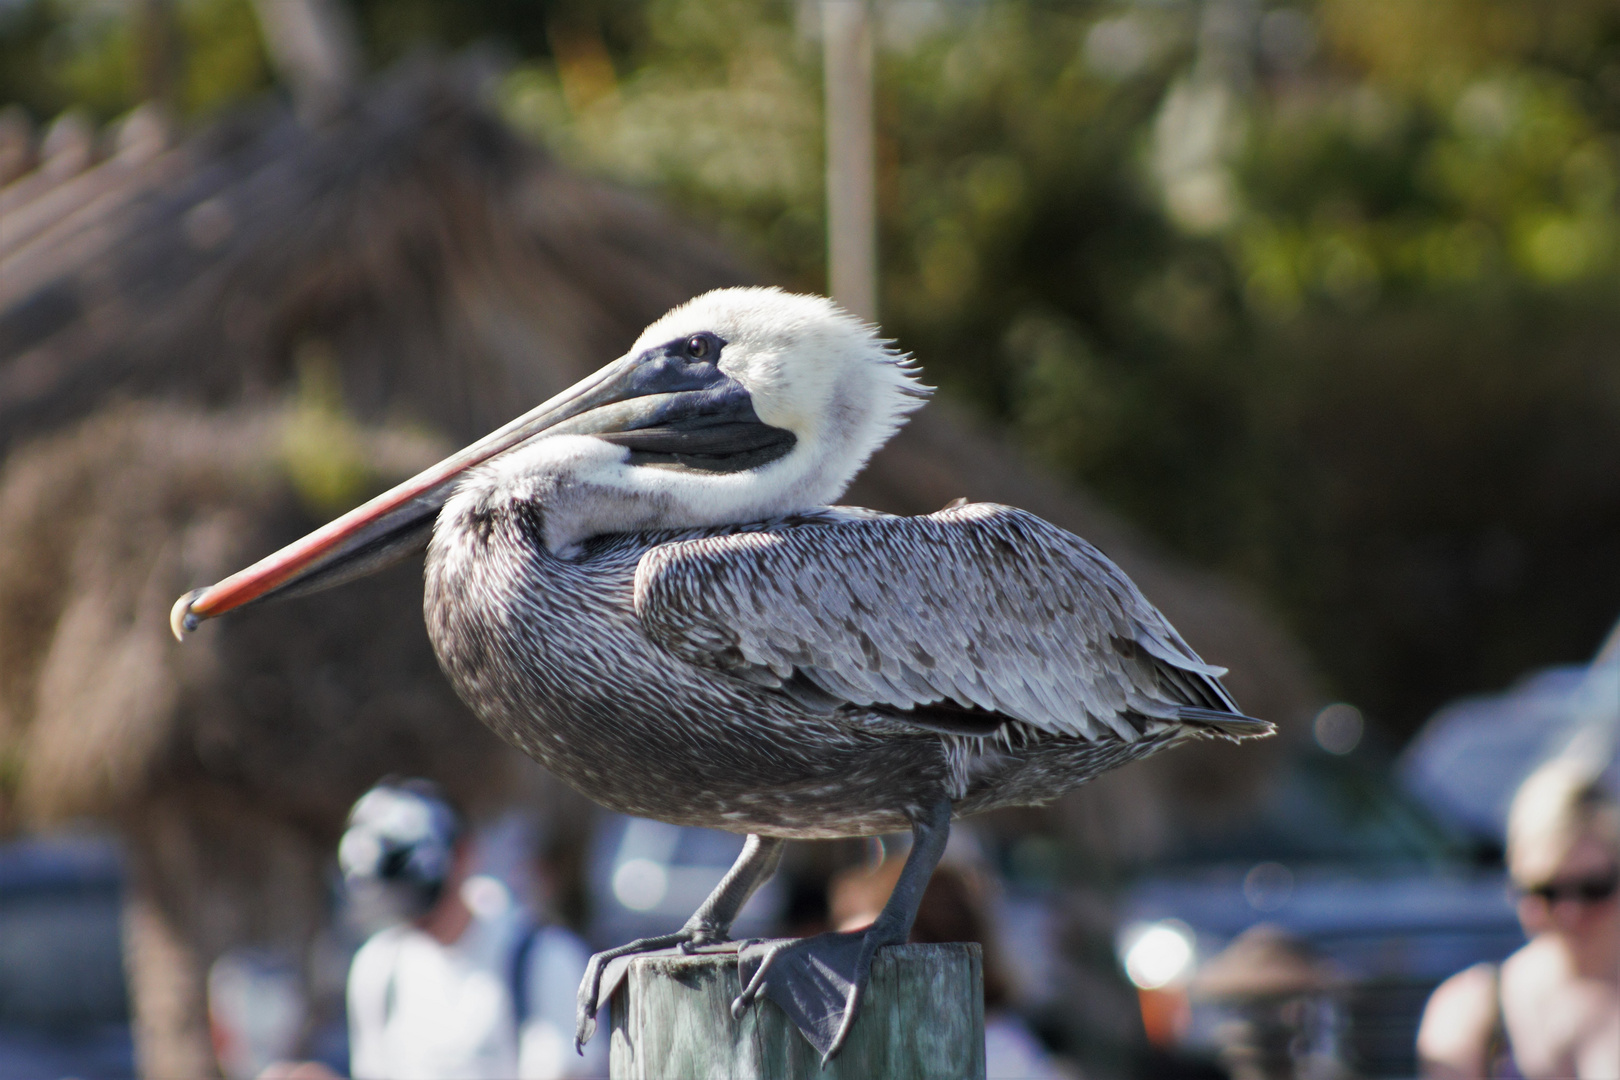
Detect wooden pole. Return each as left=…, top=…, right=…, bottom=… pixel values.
left=822, top=0, right=878, bottom=323
left=134, top=0, right=182, bottom=111
left=609, top=942, right=985, bottom=1079
left=250, top=0, right=361, bottom=122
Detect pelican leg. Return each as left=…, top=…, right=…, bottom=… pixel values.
left=733, top=798, right=951, bottom=1064
left=574, top=833, right=786, bottom=1051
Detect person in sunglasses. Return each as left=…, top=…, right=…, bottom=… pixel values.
left=1418, top=760, right=1619, bottom=1079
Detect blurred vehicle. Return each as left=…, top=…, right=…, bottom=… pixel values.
left=0, top=835, right=133, bottom=1080
left=1116, top=720, right=1523, bottom=1078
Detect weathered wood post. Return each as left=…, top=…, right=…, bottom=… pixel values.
left=609, top=942, right=986, bottom=1079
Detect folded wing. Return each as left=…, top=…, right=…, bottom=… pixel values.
left=633, top=503, right=1269, bottom=743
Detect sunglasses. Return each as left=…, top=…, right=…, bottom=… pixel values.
left=1524, top=870, right=1619, bottom=905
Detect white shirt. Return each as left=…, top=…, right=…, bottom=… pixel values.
left=348, top=905, right=607, bottom=1079
left=985, top=1013, right=1071, bottom=1080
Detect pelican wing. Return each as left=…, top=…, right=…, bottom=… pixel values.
left=634, top=503, right=1262, bottom=742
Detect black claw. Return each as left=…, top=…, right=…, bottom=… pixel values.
left=573, top=930, right=701, bottom=1048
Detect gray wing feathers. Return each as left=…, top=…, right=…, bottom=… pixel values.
left=634, top=503, right=1247, bottom=743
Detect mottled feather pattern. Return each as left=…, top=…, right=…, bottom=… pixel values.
left=428, top=489, right=1267, bottom=836
left=634, top=503, right=1245, bottom=745
left=428, top=501, right=954, bottom=836
left=417, top=498, right=1263, bottom=835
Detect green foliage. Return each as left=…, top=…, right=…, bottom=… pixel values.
left=343, top=0, right=644, bottom=69
left=49, top=1, right=139, bottom=118
left=177, top=0, right=269, bottom=114
left=504, top=0, right=825, bottom=284
left=279, top=340, right=378, bottom=517
left=0, top=1, right=65, bottom=118
left=0, top=0, right=270, bottom=122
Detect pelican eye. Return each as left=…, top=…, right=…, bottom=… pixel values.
left=684, top=333, right=718, bottom=361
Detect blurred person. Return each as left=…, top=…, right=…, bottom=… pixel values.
left=1418, top=761, right=1619, bottom=1079
left=335, top=779, right=606, bottom=1079
left=258, top=1064, right=343, bottom=1080
left=829, top=846, right=1078, bottom=1080
left=1190, top=924, right=1348, bottom=1080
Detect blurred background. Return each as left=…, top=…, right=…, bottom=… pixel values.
left=0, top=0, right=1616, bottom=1077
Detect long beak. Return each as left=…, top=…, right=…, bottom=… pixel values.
left=170, top=353, right=662, bottom=639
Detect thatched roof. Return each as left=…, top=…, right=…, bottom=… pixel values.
left=0, top=402, right=536, bottom=827
left=0, top=60, right=746, bottom=451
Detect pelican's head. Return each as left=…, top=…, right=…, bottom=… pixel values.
left=171, top=288, right=929, bottom=636
left=629, top=287, right=926, bottom=504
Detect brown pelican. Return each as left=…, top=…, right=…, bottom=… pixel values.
left=171, top=287, right=1271, bottom=1062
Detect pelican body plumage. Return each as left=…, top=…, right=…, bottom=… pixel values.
left=174, top=288, right=1271, bottom=1061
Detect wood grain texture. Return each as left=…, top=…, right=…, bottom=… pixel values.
left=609, top=943, right=986, bottom=1079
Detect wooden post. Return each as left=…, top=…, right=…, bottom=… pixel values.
left=609, top=942, right=985, bottom=1079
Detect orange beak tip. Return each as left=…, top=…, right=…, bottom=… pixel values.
left=170, top=588, right=207, bottom=642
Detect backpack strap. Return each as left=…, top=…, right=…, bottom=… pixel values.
left=508, top=921, right=544, bottom=1028
left=1484, top=961, right=1524, bottom=1080
left=381, top=929, right=408, bottom=1025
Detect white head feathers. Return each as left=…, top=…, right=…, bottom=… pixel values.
left=632, top=287, right=930, bottom=505
left=452, top=288, right=931, bottom=551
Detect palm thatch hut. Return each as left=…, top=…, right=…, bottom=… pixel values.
left=0, top=59, right=1320, bottom=1076
left=0, top=403, right=537, bottom=1076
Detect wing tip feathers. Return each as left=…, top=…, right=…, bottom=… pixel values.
left=1176, top=707, right=1275, bottom=741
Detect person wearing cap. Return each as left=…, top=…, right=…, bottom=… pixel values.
left=1418, top=760, right=1619, bottom=1079
left=337, top=780, right=607, bottom=1080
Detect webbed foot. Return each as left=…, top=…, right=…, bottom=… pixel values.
left=730, top=800, right=952, bottom=1065
left=733, top=927, right=896, bottom=1064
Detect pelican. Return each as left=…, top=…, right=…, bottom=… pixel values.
left=172, top=287, right=1271, bottom=1061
